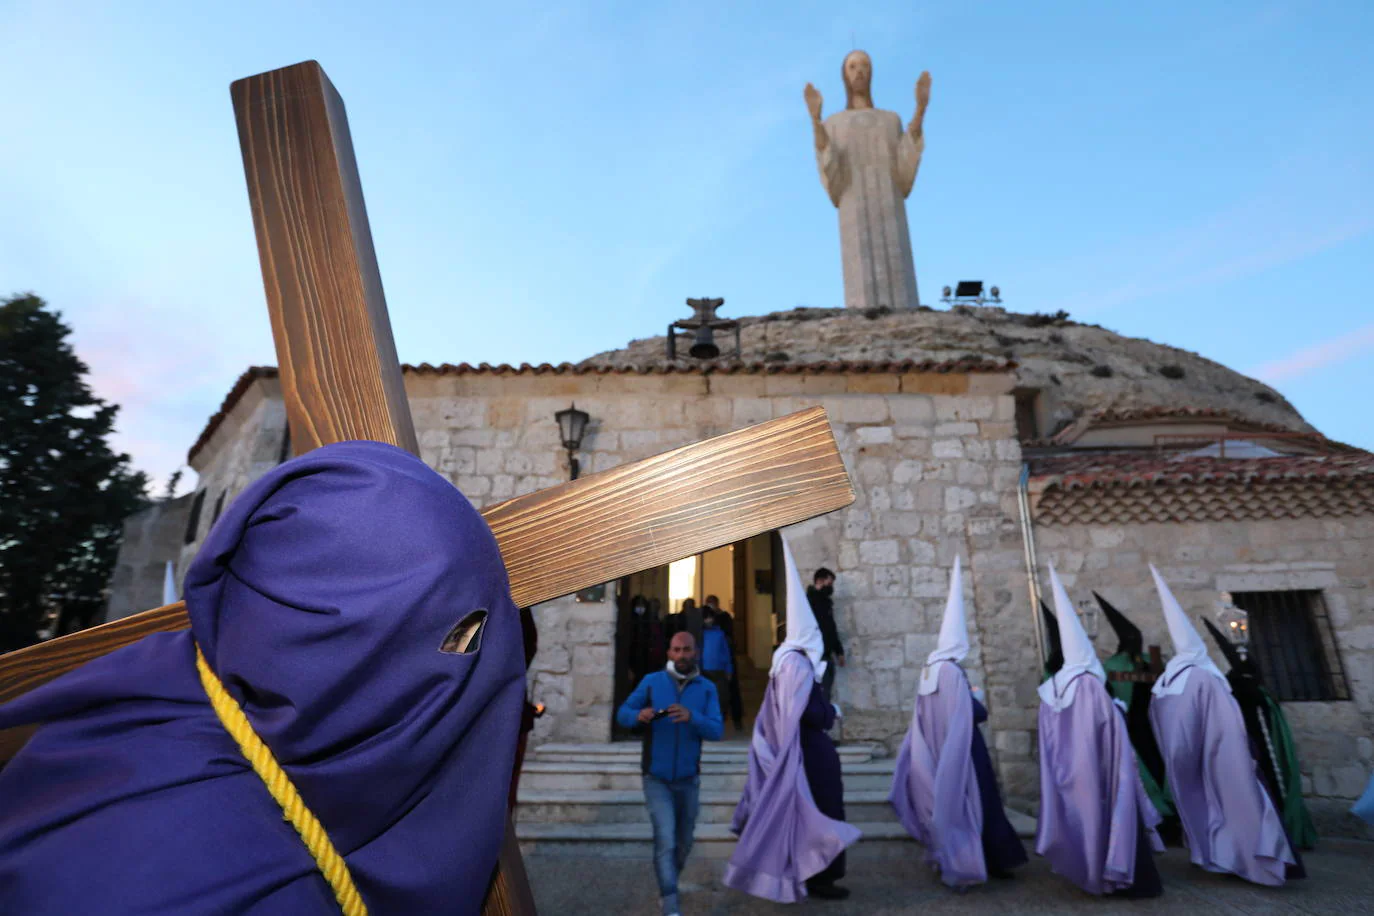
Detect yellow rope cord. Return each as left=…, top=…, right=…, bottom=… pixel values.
left=195, top=645, right=367, bottom=916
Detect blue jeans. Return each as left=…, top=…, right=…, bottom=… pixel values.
left=643, top=773, right=700, bottom=912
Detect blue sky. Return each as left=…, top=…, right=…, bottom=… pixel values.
left=2, top=1, right=1370, bottom=492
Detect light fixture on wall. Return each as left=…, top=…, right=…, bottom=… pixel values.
left=1216, top=592, right=1250, bottom=658
left=554, top=403, right=591, bottom=481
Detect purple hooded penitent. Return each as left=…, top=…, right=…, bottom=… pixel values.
left=723, top=537, right=860, bottom=903
left=0, top=442, right=526, bottom=914
left=889, top=556, right=1027, bottom=886
left=890, top=662, right=984, bottom=885
left=1147, top=566, right=1295, bottom=886
left=1035, top=565, right=1162, bottom=897
left=724, top=651, right=861, bottom=903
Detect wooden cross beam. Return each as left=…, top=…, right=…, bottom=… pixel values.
left=0, top=61, right=855, bottom=915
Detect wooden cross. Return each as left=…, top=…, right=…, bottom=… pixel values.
left=0, top=61, right=855, bottom=914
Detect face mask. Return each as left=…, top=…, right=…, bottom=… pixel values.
left=819, top=585, right=834, bottom=596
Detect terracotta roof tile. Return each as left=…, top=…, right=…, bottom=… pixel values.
left=1028, top=452, right=1374, bottom=525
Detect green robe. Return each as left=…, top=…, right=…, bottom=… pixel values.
left=1104, top=652, right=1175, bottom=818
left=1261, top=689, right=1318, bottom=849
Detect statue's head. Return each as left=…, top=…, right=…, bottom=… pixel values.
left=842, top=50, right=873, bottom=108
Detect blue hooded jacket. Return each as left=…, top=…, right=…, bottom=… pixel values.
left=616, top=669, right=723, bottom=782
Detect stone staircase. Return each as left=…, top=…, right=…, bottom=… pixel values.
left=517, top=739, right=1025, bottom=858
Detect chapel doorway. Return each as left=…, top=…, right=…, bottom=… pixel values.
left=611, top=531, right=783, bottom=741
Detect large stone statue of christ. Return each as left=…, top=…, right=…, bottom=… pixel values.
left=806, top=51, right=931, bottom=310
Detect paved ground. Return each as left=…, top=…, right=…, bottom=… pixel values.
left=526, top=841, right=1374, bottom=915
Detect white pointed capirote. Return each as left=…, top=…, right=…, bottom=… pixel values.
left=918, top=556, right=969, bottom=695
left=1037, top=564, right=1106, bottom=711
left=1149, top=564, right=1227, bottom=696
left=770, top=534, right=827, bottom=682
left=161, top=561, right=177, bottom=607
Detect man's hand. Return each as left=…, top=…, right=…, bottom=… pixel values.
left=837, top=653, right=846, bottom=668
left=637, top=707, right=656, bottom=724
left=666, top=704, right=692, bottom=724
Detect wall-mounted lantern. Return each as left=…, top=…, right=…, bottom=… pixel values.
left=554, top=403, right=591, bottom=481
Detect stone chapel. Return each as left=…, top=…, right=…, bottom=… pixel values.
left=104, top=55, right=1374, bottom=835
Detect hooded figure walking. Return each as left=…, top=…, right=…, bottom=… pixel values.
left=1147, top=567, right=1301, bottom=886
left=0, top=442, right=527, bottom=915
left=889, top=557, right=1027, bottom=888
left=1095, top=592, right=1179, bottom=842
left=1200, top=613, right=1317, bottom=850
left=1035, top=565, right=1164, bottom=898
left=724, top=537, right=860, bottom=903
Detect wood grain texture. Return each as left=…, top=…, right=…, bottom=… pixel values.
left=494, top=406, right=853, bottom=608
left=0, top=407, right=852, bottom=718
left=0, top=602, right=189, bottom=706
left=484, top=815, right=537, bottom=916
left=231, top=61, right=418, bottom=455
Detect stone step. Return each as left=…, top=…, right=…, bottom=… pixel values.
left=516, top=821, right=914, bottom=859
left=516, top=812, right=1037, bottom=859
left=528, top=741, right=883, bottom=765
left=517, top=760, right=898, bottom=794
left=516, top=789, right=899, bottom=825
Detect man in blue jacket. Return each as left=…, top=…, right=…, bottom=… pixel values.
left=616, top=631, right=724, bottom=916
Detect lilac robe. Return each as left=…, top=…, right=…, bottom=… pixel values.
left=889, top=662, right=985, bottom=886
left=1149, top=667, right=1296, bottom=886
left=1036, top=673, right=1163, bottom=895
left=724, top=650, right=861, bottom=902
left=0, top=442, right=527, bottom=914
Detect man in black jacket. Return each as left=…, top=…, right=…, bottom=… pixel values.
left=806, top=568, right=844, bottom=698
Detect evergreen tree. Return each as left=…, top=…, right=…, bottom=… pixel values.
left=0, top=293, right=149, bottom=650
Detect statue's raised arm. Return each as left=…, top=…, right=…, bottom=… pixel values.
left=910, top=71, right=932, bottom=140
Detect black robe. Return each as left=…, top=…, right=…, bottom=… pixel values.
left=799, top=681, right=846, bottom=885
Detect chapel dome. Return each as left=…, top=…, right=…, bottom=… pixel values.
left=576, top=305, right=1311, bottom=439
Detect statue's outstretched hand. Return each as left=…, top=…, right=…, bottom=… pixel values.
left=916, top=71, right=932, bottom=110
left=804, top=82, right=824, bottom=122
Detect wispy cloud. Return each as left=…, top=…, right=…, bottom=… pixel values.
left=1249, top=322, right=1374, bottom=383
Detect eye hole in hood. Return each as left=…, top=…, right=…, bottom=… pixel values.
left=440, top=609, right=488, bottom=655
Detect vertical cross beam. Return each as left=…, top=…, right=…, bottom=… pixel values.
left=232, top=61, right=418, bottom=456
left=231, top=60, right=529, bottom=915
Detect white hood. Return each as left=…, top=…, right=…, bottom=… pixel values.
left=1037, top=564, right=1106, bottom=711
left=918, top=556, right=969, bottom=695
left=770, top=535, right=827, bottom=683
left=1149, top=565, right=1228, bottom=697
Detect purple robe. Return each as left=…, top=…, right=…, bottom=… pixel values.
left=724, top=650, right=861, bottom=902
left=889, top=662, right=985, bottom=886
left=1036, top=673, right=1163, bottom=895
left=0, top=442, right=526, bottom=914
left=1149, top=667, right=1295, bottom=886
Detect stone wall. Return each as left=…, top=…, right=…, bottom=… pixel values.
left=177, top=369, right=1026, bottom=750
left=180, top=380, right=288, bottom=592
left=1034, top=514, right=1374, bottom=838
left=104, top=492, right=193, bottom=622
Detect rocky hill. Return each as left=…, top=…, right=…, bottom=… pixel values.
left=578, top=305, right=1310, bottom=438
